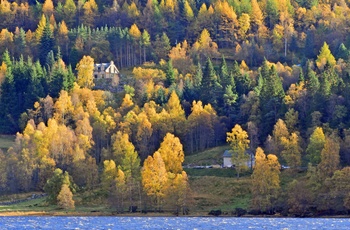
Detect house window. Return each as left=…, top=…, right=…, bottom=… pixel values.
left=98, top=66, right=101, bottom=72
left=94, top=74, right=98, bottom=79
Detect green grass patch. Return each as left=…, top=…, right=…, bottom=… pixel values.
left=185, top=168, right=252, bottom=178
left=0, top=135, right=15, bottom=151
left=189, top=176, right=251, bottom=212
left=0, top=197, right=51, bottom=212
left=184, top=145, right=229, bottom=166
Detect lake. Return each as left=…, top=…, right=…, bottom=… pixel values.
left=0, top=216, right=349, bottom=229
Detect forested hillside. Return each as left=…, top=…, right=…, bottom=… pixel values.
left=1, top=0, right=350, bottom=216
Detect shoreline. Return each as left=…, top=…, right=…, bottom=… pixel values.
left=0, top=211, right=349, bottom=218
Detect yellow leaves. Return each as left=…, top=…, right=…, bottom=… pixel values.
left=54, top=90, right=74, bottom=124
left=250, top=0, right=264, bottom=26
left=284, top=81, right=306, bottom=107
left=280, top=132, right=301, bottom=168
left=142, top=152, right=168, bottom=198
left=0, top=28, right=13, bottom=44
left=42, top=0, right=54, bottom=16
left=316, top=42, right=336, bottom=70
left=227, top=124, right=250, bottom=153
left=76, top=55, right=95, bottom=89
left=158, top=133, right=184, bottom=174
left=183, top=0, right=194, bottom=21
left=102, top=159, right=118, bottom=191
left=35, top=14, right=46, bottom=42
left=132, top=67, right=166, bottom=82
left=129, top=24, right=141, bottom=40
left=227, top=124, right=250, bottom=177
left=58, top=21, right=69, bottom=39
left=214, top=0, right=237, bottom=23
left=193, top=29, right=219, bottom=60
left=251, top=147, right=280, bottom=211
left=198, top=29, right=211, bottom=49
left=238, top=13, right=250, bottom=39
left=125, top=2, right=140, bottom=18
left=0, top=61, right=6, bottom=84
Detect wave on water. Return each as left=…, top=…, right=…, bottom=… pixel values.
left=0, top=216, right=349, bottom=230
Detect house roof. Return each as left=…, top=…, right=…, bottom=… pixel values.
left=223, top=150, right=232, bottom=158
left=94, top=61, right=119, bottom=74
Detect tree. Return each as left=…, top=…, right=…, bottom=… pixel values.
left=316, top=42, right=336, bottom=70
left=250, top=0, right=263, bottom=32
left=57, top=184, right=75, bottom=209
left=317, top=135, right=340, bottom=180
left=271, top=119, right=289, bottom=157
left=165, top=91, right=186, bottom=137
left=200, top=57, right=222, bottom=108
left=157, top=133, right=184, bottom=174
left=226, top=124, right=250, bottom=177
left=63, top=0, right=77, bottom=26
left=35, top=14, right=47, bottom=42
left=142, top=152, right=168, bottom=210
left=101, top=160, right=118, bottom=194
left=251, top=147, right=280, bottom=212
left=165, top=59, right=175, bottom=87
left=76, top=55, right=94, bottom=88
left=306, top=127, right=326, bottom=165
left=141, top=30, right=151, bottom=63
left=42, top=0, right=54, bottom=16
left=238, top=13, right=250, bottom=41
left=153, top=32, right=171, bottom=61
left=39, top=19, right=55, bottom=65
left=44, top=169, right=76, bottom=204
left=280, top=132, right=301, bottom=169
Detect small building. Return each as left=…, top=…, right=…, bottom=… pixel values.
left=223, top=150, right=233, bottom=168
left=222, top=150, right=255, bottom=169
left=93, top=61, right=120, bottom=90
left=93, top=61, right=119, bottom=79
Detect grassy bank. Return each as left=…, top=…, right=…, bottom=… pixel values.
left=0, top=135, right=15, bottom=151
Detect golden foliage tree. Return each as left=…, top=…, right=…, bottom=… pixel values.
left=306, top=127, right=326, bottom=165
left=316, top=42, right=336, bottom=70
left=317, top=135, right=340, bottom=180
left=142, top=151, right=168, bottom=210
left=251, top=147, right=280, bottom=212
left=157, top=133, right=184, bottom=174
left=280, top=132, right=301, bottom=169
left=226, top=124, right=250, bottom=177
left=76, top=55, right=95, bottom=89
left=42, top=0, right=54, bottom=16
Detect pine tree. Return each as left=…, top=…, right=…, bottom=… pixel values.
left=39, top=19, right=55, bottom=65
left=201, top=57, right=222, bottom=108
left=165, top=59, right=176, bottom=87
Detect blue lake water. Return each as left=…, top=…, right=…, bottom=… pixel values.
left=0, top=216, right=349, bottom=229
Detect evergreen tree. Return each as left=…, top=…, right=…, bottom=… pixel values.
left=39, top=19, right=55, bottom=65
left=336, top=43, right=349, bottom=60
left=232, top=61, right=251, bottom=96
left=259, top=61, right=285, bottom=141
left=201, top=57, right=222, bottom=108
left=165, top=59, right=176, bottom=87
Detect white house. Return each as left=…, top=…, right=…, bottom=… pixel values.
left=93, top=61, right=120, bottom=89
left=93, top=61, right=119, bottom=79
left=222, top=150, right=255, bottom=169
